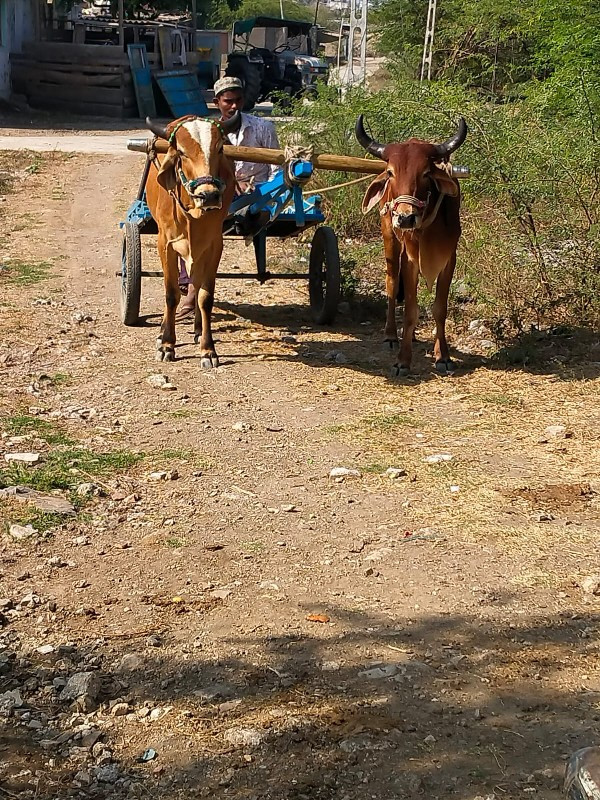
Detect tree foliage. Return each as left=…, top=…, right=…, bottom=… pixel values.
left=104, top=0, right=323, bottom=27
left=284, top=53, right=600, bottom=332
left=210, top=0, right=324, bottom=29
left=372, top=0, right=600, bottom=103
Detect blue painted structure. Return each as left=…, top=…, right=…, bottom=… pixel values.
left=121, top=157, right=325, bottom=281
left=154, top=69, right=209, bottom=118
left=127, top=44, right=156, bottom=118
left=118, top=151, right=340, bottom=326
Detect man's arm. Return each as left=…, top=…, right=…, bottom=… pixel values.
left=260, top=120, right=282, bottom=181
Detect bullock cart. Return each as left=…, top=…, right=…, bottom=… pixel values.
left=118, top=136, right=385, bottom=326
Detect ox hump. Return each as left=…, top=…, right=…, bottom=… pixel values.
left=182, top=119, right=215, bottom=163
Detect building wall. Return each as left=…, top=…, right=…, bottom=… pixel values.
left=0, top=0, right=36, bottom=100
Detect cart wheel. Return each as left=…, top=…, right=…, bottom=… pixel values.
left=120, top=222, right=142, bottom=326
left=309, top=226, right=340, bottom=325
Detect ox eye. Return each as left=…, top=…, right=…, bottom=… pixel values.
left=386, top=169, right=393, bottom=177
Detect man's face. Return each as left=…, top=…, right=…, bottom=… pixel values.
left=217, top=90, right=244, bottom=119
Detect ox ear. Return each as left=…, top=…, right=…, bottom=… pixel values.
left=362, top=173, right=389, bottom=215
left=431, top=164, right=459, bottom=198
left=156, top=147, right=178, bottom=192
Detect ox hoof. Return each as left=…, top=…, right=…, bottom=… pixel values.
left=201, top=354, right=219, bottom=370
left=156, top=348, right=175, bottom=362
left=384, top=338, right=399, bottom=350
left=434, top=359, right=456, bottom=375
left=391, top=364, right=410, bottom=378
left=194, top=333, right=201, bottom=345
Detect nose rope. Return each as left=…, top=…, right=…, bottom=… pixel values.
left=178, top=169, right=225, bottom=195
left=380, top=193, right=430, bottom=218
left=380, top=190, right=447, bottom=231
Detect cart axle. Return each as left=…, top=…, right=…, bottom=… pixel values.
left=219, top=272, right=309, bottom=280
left=117, top=270, right=310, bottom=281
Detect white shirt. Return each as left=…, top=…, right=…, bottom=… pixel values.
left=226, top=113, right=281, bottom=184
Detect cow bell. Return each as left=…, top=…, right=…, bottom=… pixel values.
left=451, top=165, right=470, bottom=179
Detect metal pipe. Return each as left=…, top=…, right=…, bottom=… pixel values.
left=191, top=0, right=197, bottom=51
left=136, top=156, right=152, bottom=202
left=336, top=16, right=345, bottom=73
left=118, top=0, right=124, bottom=49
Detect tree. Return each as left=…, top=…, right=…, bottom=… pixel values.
left=371, top=0, right=599, bottom=100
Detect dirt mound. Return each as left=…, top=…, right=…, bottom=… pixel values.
left=509, top=482, right=595, bottom=509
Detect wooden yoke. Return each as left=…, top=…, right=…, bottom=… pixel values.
left=127, top=138, right=387, bottom=175
left=225, top=145, right=386, bottom=175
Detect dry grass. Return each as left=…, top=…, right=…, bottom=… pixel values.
left=321, top=357, right=600, bottom=575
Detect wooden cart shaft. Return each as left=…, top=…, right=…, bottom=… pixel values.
left=127, top=138, right=386, bottom=175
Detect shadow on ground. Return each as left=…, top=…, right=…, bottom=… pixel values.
left=211, top=298, right=600, bottom=383
left=0, top=105, right=276, bottom=132
left=3, top=600, right=596, bottom=799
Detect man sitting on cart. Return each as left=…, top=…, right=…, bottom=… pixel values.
left=177, top=76, right=281, bottom=319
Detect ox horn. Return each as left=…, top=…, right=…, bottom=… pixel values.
left=435, top=118, right=468, bottom=159
left=145, top=117, right=170, bottom=141
left=355, top=115, right=386, bottom=160
left=220, top=110, right=241, bottom=135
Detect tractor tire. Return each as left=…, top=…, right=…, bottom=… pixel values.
left=225, top=58, right=261, bottom=111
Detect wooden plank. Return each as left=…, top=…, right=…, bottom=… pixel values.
left=28, top=94, right=136, bottom=118
left=73, top=23, right=86, bottom=44
left=127, top=44, right=156, bottom=118
left=157, top=26, right=174, bottom=70
left=21, top=54, right=130, bottom=68
left=21, top=41, right=129, bottom=65
left=27, top=82, right=128, bottom=105
left=12, top=65, right=124, bottom=88
left=10, top=54, right=129, bottom=75
left=154, top=69, right=208, bottom=117
left=11, top=77, right=132, bottom=101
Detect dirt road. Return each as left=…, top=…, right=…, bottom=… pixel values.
left=1, top=142, right=600, bottom=800
left=0, top=134, right=146, bottom=154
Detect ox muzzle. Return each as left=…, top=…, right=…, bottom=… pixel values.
left=381, top=194, right=430, bottom=231
left=179, top=170, right=226, bottom=212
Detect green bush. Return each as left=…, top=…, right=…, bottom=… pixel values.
left=281, top=75, right=600, bottom=333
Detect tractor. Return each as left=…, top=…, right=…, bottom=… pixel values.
left=224, top=16, right=329, bottom=110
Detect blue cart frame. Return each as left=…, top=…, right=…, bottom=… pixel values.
left=118, top=152, right=341, bottom=327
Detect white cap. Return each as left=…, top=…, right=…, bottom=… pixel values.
left=214, top=76, right=244, bottom=97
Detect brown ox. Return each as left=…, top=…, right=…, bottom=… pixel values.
left=355, top=116, right=468, bottom=376
left=145, top=113, right=239, bottom=368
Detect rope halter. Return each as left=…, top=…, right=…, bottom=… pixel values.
left=380, top=193, right=430, bottom=218
left=380, top=190, right=446, bottom=231
left=177, top=168, right=226, bottom=196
